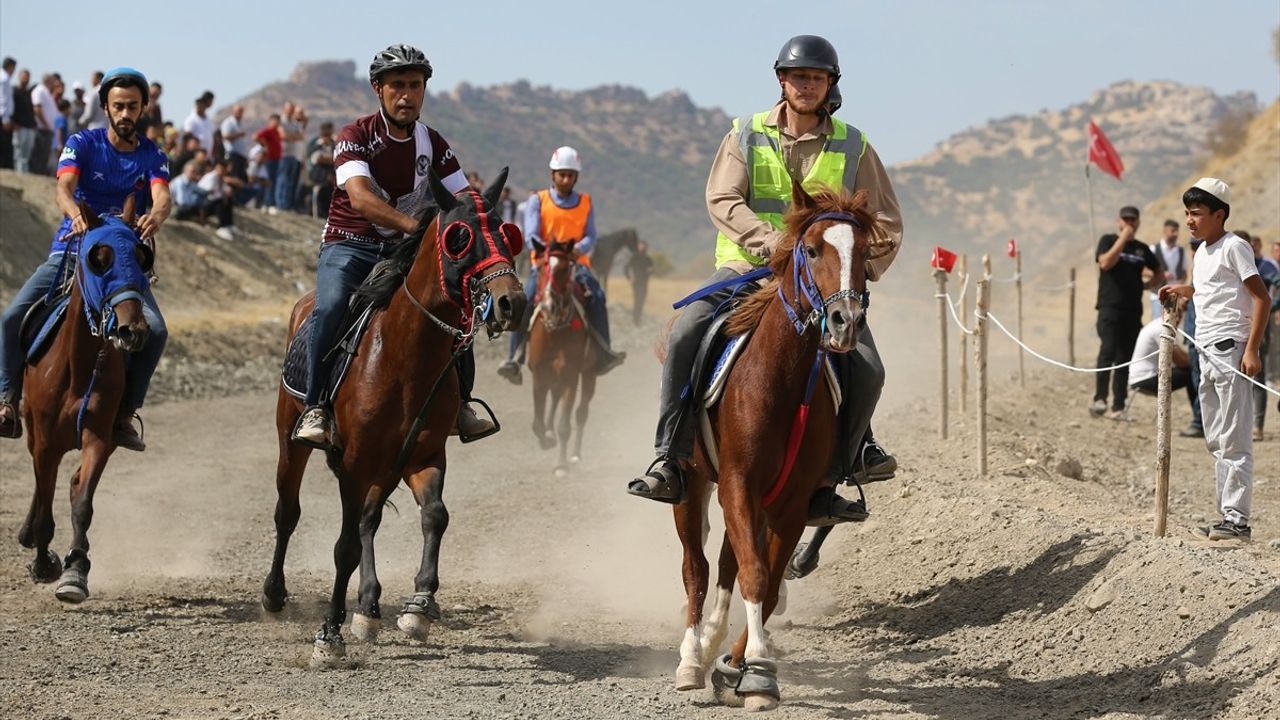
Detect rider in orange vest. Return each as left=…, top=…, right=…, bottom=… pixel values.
left=497, top=146, right=625, bottom=383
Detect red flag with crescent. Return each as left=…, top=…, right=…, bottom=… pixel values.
left=931, top=246, right=957, bottom=273
left=1088, top=120, right=1124, bottom=180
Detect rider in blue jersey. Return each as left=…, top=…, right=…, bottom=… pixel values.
left=0, top=67, right=172, bottom=448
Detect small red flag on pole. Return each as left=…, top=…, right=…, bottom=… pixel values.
left=1007, top=238, right=1018, bottom=258
left=1088, top=120, right=1124, bottom=180
left=931, top=245, right=958, bottom=273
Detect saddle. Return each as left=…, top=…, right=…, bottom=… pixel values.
left=20, top=267, right=76, bottom=364
left=280, top=252, right=413, bottom=402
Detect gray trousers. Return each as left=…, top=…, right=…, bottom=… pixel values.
left=653, top=267, right=885, bottom=474
left=1198, top=342, right=1254, bottom=525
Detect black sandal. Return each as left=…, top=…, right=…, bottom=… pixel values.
left=0, top=401, right=21, bottom=440
left=627, top=457, right=685, bottom=504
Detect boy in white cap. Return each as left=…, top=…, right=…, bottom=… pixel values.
left=1160, top=178, right=1271, bottom=541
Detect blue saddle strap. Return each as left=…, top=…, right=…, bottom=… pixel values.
left=672, top=267, right=772, bottom=310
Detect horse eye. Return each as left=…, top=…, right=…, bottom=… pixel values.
left=88, top=246, right=114, bottom=274
left=806, top=246, right=818, bottom=260
left=446, top=224, right=473, bottom=256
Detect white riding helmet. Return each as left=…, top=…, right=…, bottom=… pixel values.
left=549, top=146, right=582, bottom=172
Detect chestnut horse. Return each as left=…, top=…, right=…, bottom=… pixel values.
left=261, top=170, right=526, bottom=666
left=527, top=240, right=597, bottom=476
left=18, top=203, right=155, bottom=604
left=670, top=184, right=892, bottom=710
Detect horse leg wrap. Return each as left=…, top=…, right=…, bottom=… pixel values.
left=736, top=657, right=781, bottom=700
left=401, top=592, right=441, bottom=621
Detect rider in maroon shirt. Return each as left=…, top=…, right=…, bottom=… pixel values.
left=292, top=44, right=490, bottom=448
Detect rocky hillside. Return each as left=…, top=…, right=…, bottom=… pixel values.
left=1143, top=99, right=1280, bottom=241
left=893, top=81, right=1260, bottom=266
left=238, top=61, right=729, bottom=266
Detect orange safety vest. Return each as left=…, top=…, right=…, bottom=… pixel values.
left=533, top=189, right=593, bottom=267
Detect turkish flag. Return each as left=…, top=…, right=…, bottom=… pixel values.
left=1007, top=238, right=1018, bottom=258
left=1088, top=120, right=1124, bottom=180
left=931, top=245, right=957, bottom=273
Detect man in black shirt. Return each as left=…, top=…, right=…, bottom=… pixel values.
left=1093, top=205, right=1163, bottom=419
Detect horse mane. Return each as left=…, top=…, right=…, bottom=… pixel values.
left=724, top=188, right=877, bottom=337
left=349, top=211, right=440, bottom=313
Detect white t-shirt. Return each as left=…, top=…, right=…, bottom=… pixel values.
left=220, top=115, right=247, bottom=157
left=184, top=110, right=216, bottom=154
left=198, top=170, right=225, bottom=201
left=31, top=83, right=57, bottom=130
left=1127, top=320, right=1163, bottom=386
left=1192, top=232, right=1259, bottom=344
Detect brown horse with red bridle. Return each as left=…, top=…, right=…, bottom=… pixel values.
left=527, top=239, right=598, bottom=476
left=669, top=182, right=893, bottom=710
left=261, top=170, right=526, bottom=666
left=17, top=200, right=155, bottom=604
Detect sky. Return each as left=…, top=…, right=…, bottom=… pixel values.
left=2, top=0, right=1277, bottom=165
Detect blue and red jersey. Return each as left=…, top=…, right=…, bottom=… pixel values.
left=53, top=128, right=169, bottom=254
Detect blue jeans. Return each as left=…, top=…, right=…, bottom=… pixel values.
left=1185, top=301, right=1203, bottom=430
left=0, top=253, right=166, bottom=412
left=306, top=241, right=385, bottom=406
left=506, top=264, right=612, bottom=363
left=263, top=159, right=280, bottom=208
left=275, top=157, right=300, bottom=211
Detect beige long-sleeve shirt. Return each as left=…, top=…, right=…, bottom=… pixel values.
left=705, top=101, right=903, bottom=278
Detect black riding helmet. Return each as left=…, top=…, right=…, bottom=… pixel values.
left=825, top=85, right=842, bottom=115
left=369, top=43, right=433, bottom=84
left=97, top=67, right=150, bottom=108
left=773, top=35, right=840, bottom=82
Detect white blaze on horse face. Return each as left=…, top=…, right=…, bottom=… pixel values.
left=822, top=223, right=856, bottom=293
left=744, top=600, right=768, bottom=659
left=548, top=255, right=562, bottom=274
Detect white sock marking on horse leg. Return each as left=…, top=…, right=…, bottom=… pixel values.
left=701, top=586, right=733, bottom=661
left=744, top=600, right=768, bottom=659
left=822, top=224, right=855, bottom=293
left=679, top=622, right=704, bottom=668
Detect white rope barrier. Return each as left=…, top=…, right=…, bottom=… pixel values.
left=1177, top=328, right=1280, bottom=398
left=1029, top=280, right=1076, bottom=292
left=992, top=273, right=1021, bottom=284
left=983, top=310, right=1157, bottom=373
left=936, top=291, right=976, bottom=336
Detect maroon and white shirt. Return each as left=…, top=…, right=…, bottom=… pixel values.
left=323, top=111, right=468, bottom=244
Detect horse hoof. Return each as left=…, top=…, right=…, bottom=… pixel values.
left=28, top=550, right=63, bottom=584
left=309, top=636, right=347, bottom=669
left=397, top=612, right=432, bottom=642
left=54, top=569, right=89, bottom=604
left=675, top=663, right=705, bottom=691
left=744, top=693, right=780, bottom=712
left=713, top=685, right=745, bottom=708
left=261, top=591, right=287, bottom=614
left=351, top=613, right=381, bottom=643
left=569, top=455, right=581, bottom=465
left=553, top=466, right=569, bottom=479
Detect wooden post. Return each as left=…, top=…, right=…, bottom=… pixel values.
left=976, top=255, right=991, bottom=476
left=1016, top=249, right=1025, bottom=387
left=959, top=255, right=969, bottom=415
left=1068, top=267, right=1077, bottom=367
left=1154, top=300, right=1186, bottom=537
left=935, top=268, right=949, bottom=440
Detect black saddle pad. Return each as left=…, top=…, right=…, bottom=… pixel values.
left=280, top=306, right=375, bottom=402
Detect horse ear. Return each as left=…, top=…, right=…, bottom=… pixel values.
left=78, top=200, right=103, bottom=232
left=482, top=167, right=509, bottom=211
left=791, top=178, right=815, bottom=210
left=120, top=192, right=137, bottom=226
left=426, top=168, right=459, bottom=214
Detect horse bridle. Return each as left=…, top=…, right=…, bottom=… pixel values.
left=402, top=256, right=518, bottom=345
left=776, top=211, right=870, bottom=336
left=537, top=249, right=578, bottom=331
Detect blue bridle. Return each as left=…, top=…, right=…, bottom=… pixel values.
left=776, top=211, right=870, bottom=336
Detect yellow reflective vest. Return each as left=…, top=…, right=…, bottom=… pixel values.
left=714, top=111, right=866, bottom=269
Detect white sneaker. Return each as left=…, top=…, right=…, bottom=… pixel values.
left=215, top=227, right=234, bottom=241
left=267, top=207, right=279, bottom=216
left=1089, top=399, right=1107, bottom=417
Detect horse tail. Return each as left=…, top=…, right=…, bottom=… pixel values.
left=654, top=315, right=677, bottom=363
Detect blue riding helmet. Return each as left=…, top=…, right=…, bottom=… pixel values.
left=98, top=67, right=150, bottom=108
left=77, top=217, right=153, bottom=333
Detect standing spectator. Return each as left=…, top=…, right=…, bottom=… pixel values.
left=498, top=186, right=517, bottom=224
left=1159, top=178, right=1270, bottom=542
left=276, top=101, right=305, bottom=211
left=625, top=239, right=654, bottom=325
left=220, top=104, right=249, bottom=200
left=1243, top=231, right=1278, bottom=441
left=137, top=81, right=162, bottom=137
left=53, top=99, right=71, bottom=155
left=0, top=57, right=14, bottom=169
left=79, top=70, right=107, bottom=131
left=245, top=134, right=272, bottom=209
left=30, top=73, right=59, bottom=175
left=254, top=113, right=283, bottom=213
left=197, top=158, right=237, bottom=239
left=183, top=90, right=216, bottom=154
left=306, top=121, right=336, bottom=218
left=68, top=81, right=86, bottom=137
left=1181, top=236, right=1207, bottom=438
left=1149, top=218, right=1187, bottom=320
left=467, top=170, right=484, bottom=191
left=1092, top=205, right=1163, bottom=420
left=9, top=69, right=36, bottom=173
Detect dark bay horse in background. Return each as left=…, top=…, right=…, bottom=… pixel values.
left=669, top=184, right=892, bottom=711
left=18, top=201, right=155, bottom=604
left=261, top=170, right=526, bottom=666
left=591, top=227, right=638, bottom=294
left=527, top=240, right=597, bottom=476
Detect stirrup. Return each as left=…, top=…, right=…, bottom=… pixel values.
left=806, top=483, right=869, bottom=527
left=291, top=406, right=332, bottom=450
left=457, top=398, right=501, bottom=444
left=0, top=401, right=21, bottom=440
left=626, top=457, right=685, bottom=504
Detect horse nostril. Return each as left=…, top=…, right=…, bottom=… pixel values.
left=830, top=310, right=847, bottom=328
left=498, top=295, right=513, bottom=318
